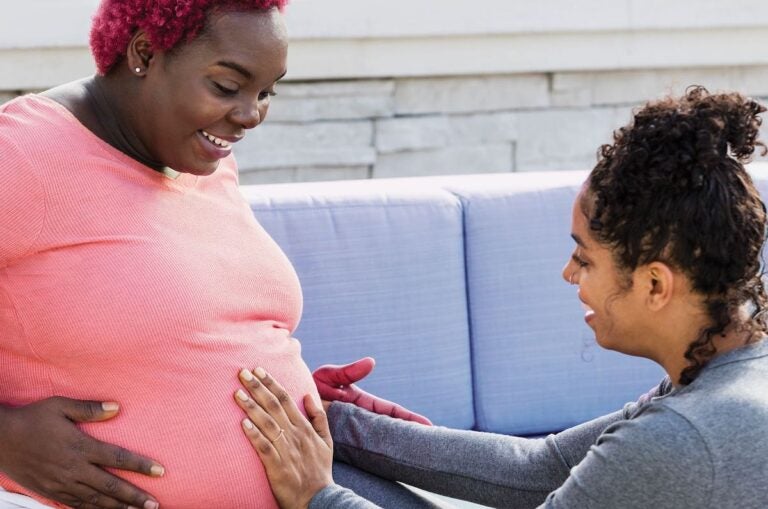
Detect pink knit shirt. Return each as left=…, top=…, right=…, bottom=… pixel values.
left=0, top=95, right=316, bottom=508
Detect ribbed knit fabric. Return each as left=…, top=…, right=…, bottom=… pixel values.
left=0, top=95, right=316, bottom=508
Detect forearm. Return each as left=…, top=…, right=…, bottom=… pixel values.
left=0, top=404, right=14, bottom=469
left=328, top=402, right=626, bottom=508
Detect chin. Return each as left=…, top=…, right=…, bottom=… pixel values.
left=595, top=334, right=643, bottom=358
left=176, top=159, right=221, bottom=176
left=594, top=331, right=621, bottom=352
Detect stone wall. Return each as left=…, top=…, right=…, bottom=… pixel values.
left=232, top=67, right=768, bottom=183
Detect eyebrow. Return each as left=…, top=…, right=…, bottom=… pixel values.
left=215, top=61, right=253, bottom=80
left=214, top=62, right=288, bottom=84
left=571, top=233, right=587, bottom=248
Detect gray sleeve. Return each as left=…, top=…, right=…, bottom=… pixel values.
left=539, top=406, right=713, bottom=508
left=326, top=402, right=627, bottom=509
left=309, top=485, right=382, bottom=509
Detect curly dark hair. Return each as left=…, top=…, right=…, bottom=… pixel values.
left=586, top=86, right=768, bottom=385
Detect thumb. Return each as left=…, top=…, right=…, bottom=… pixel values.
left=304, top=394, right=332, bottom=449
left=313, top=357, right=376, bottom=386
left=57, top=397, right=120, bottom=423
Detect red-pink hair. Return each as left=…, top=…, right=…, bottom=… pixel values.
left=90, top=0, right=288, bottom=75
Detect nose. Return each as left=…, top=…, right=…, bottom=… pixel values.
left=230, top=100, right=263, bottom=130
left=562, top=261, right=577, bottom=285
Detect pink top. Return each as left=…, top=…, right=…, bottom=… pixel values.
left=0, top=95, right=316, bottom=508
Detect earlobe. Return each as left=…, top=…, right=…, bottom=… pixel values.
left=126, top=30, right=155, bottom=75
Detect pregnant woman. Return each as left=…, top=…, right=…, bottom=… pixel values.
left=0, top=1, right=432, bottom=508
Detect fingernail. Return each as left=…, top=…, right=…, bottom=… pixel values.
left=236, top=389, right=249, bottom=402
left=239, top=368, right=254, bottom=381
left=150, top=464, right=165, bottom=477
left=102, top=402, right=119, bottom=412
left=243, top=418, right=254, bottom=430
left=144, top=500, right=159, bottom=509
left=254, top=367, right=267, bottom=379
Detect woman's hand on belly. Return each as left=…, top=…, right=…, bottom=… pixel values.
left=235, top=368, right=333, bottom=509
left=0, top=397, right=164, bottom=509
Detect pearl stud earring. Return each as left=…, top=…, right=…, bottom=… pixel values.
left=135, top=67, right=142, bottom=73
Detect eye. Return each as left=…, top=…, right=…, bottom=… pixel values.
left=212, top=82, right=238, bottom=96
left=258, top=89, right=277, bottom=101
left=572, top=252, right=589, bottom=268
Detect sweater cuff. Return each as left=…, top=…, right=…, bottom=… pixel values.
left=309, top=484, right=381, bottom=509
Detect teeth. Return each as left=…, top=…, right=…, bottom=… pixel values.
left=201, top=130, right=231, bottom=148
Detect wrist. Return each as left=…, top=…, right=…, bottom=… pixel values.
left=302, top=482, right=333, bottom=509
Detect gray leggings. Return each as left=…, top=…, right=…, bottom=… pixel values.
left=334, top=461, right=455, bottom=509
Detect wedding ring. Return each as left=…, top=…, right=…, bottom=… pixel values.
left=270, top=429, right=285, bottom=444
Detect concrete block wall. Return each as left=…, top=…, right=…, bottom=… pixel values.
left=4, top=67, right=768, bottom=183
left=230, top=67, right=768, bottom=183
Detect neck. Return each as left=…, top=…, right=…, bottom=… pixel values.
left=662, top=320, right=757, bottom=386
left=85, top=72, right=165, bottom=171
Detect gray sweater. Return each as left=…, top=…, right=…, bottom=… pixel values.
left=311, top=340, right=768, bottom=509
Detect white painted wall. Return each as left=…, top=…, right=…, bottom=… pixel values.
left=5, top=0, right=768, bottom=46
left=3, top=0, right=768, bottom=89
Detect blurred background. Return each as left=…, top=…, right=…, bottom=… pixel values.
left=3, top=0, right=768, bottom=184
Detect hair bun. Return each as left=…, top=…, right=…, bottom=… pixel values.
left=685, top=86, right=767, bottom=162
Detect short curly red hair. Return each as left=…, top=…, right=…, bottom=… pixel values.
left=90, top=0, right=288, bottom=75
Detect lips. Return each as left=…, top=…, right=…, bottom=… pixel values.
left=196, top=130, right=237, bottom=161
left=578, top=294, right=596, bottom=324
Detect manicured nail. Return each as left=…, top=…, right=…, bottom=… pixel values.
left=239, top=368, right=254, bottom=381
left=236, top=389, right=249, bottom=402
left=150, top=464, right=165, bottom=477
left=243, top=418, right=254, bottom=430
left=102, top=402, right=119, bottom=412
left=144, top=500, right=159, bottom=509
left=254, top=367, right=267, bottom=379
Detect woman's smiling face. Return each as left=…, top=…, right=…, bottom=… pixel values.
left=562, top=190, right=650, bottom=356
left=135, top=8, right=287, bottom=175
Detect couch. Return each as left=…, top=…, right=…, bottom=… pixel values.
left=241, top=165, right=768, bottom=437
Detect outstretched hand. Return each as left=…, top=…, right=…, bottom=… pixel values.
left=0, top=397, right=163, bottom=509
left=236, top=368, right=333, bottom=509
left=312, top=357, right=432, bottom=425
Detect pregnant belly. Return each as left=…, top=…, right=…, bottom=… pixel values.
left=88, top=357, right=318, bottom=509
left=0, top=337, right=318, bottom=509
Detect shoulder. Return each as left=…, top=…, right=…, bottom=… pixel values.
left=1, top=95, right=71, bottom=162
left=659, top=352, right=768, bottom=437
left=0, top=96, right=50, bottom=185
left=600, top=403, right=712, bottom=461
left=544, top=405, right=714, bottom=508
left=0, top=108, right=40, bottom=185
left=0, top=135, right=46, bottom=266
left=0, top=97, right=50, bottom=265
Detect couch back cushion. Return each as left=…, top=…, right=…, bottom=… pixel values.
left=243, top=165, right=768, bottom=435
left=441, top=172, right=665, bottom=435
left=244, top=180, right=475, bottom=429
